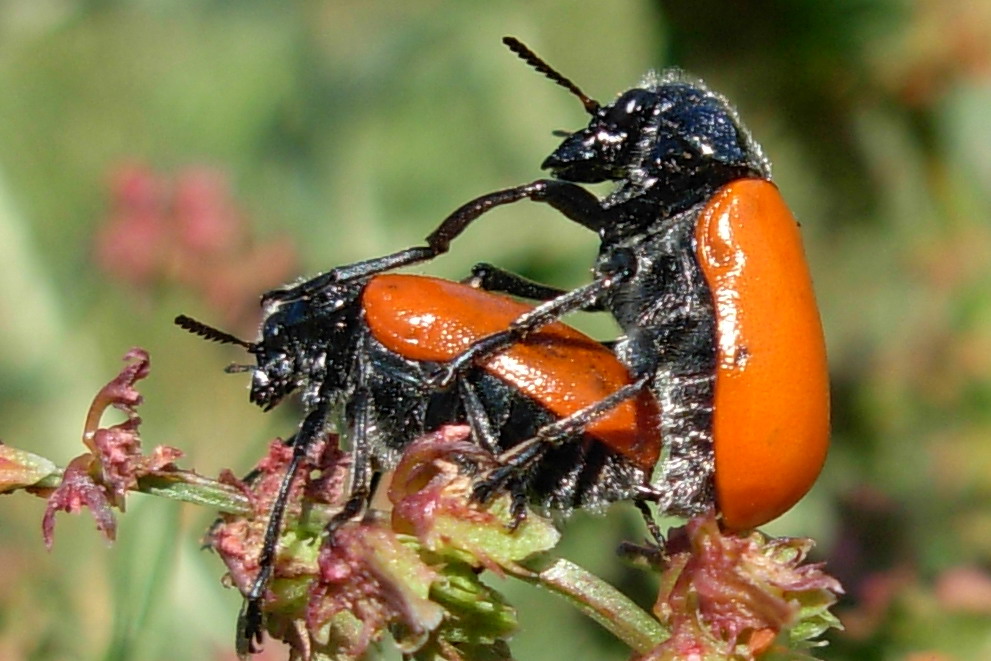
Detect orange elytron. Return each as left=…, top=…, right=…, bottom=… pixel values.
left=695, top=179, right=830, bottom=530
left=363, top=274, right=660, bottom=471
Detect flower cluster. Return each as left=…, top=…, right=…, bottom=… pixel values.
left=22, top=351, right=842, bottom=660
left=210, top=427, right=556, bottom=659
left=94, top=164, right=297, bottom=326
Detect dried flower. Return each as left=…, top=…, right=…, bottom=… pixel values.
left=19, top=349, right=842, bottom=660
left=639, top=515, right=843, bottom=660
left=210, top=427, right=557, bottom=660
left=42, top=349, right=182, bottom=547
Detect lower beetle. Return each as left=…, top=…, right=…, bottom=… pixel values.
left=177, top=273, right=660, bottom=652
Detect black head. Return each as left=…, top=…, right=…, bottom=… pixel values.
left=175, top=284, right=362, bottom=412
left=502, top=37, right=771, bottom=216
left=248, top=300, right=319, bottom=409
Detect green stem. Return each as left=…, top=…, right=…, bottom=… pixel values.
left=514, top=554, right=668, bottom=654
left=20, top=463, right=251, bottom=515
left=23, top=448, right=667, bottom=654
left=136, top=472, right=252, bottom=515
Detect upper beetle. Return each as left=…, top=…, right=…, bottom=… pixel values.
left=263, top=37, right=830, bottom=532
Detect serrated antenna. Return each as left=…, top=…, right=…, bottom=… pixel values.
left=502, top=36, right=600, bottom=115
left=175, top=314, right=256, bottom=351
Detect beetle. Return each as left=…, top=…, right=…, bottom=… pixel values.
left=177, top=272, right=660, bottom=653
left=261, top=37, right=830, bottom=533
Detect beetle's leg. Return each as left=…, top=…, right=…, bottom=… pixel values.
left=429, top=249, right=635, bottom=387
left=508, top=479, right=529, bottom=530
left=425, top=179, right=610, bottom=244
left=464, top=263, right=608, bottom=313
left=457, top=379, right=502, bottom=456
left=633, top=500, right=665, bottom=547
left=473, top=375, right=650, bottom=503
left=237, top=404, right=328, bottom=656
left=325, top=386, right=375, bottom=534
left=457, top=379, right=530, bottom=530
left=263, top=246, right=440, bottom=306
left=263, top=180, right=611, bottom=304
left=427, top=276, right=614, bottom=387
left=462, top=263, right=569, bottom=300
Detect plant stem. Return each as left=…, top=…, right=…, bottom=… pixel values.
left=515, top=554, right=668, bottom=654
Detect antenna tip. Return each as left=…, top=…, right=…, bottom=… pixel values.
left=499, top=35, right=600, bottom=116
left=174, top=313, right=256, bottom=351
left=501, top=35, right=526, bottom=55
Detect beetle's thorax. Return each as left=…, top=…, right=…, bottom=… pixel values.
left=604, top=203, right=718, bottom=516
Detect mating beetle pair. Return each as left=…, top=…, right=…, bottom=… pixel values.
left=257, top=37, right=829, bottom=530
left=179, top=36, right=829, bottom=654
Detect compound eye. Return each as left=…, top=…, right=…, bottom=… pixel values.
left=263, top=300, right=309, bottom=339
left=262, top=316, right=280, bottom=335
left=261, top=315, right=289, bottom=344
left=280, top=300, right=310, bottom=326
left=605, top=88, right=653, bottom=132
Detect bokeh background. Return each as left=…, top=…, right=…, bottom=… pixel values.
left=1, top=1, right=990, bottom=659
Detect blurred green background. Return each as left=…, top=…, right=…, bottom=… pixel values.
left=1, top=1, right=990, bottom=659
